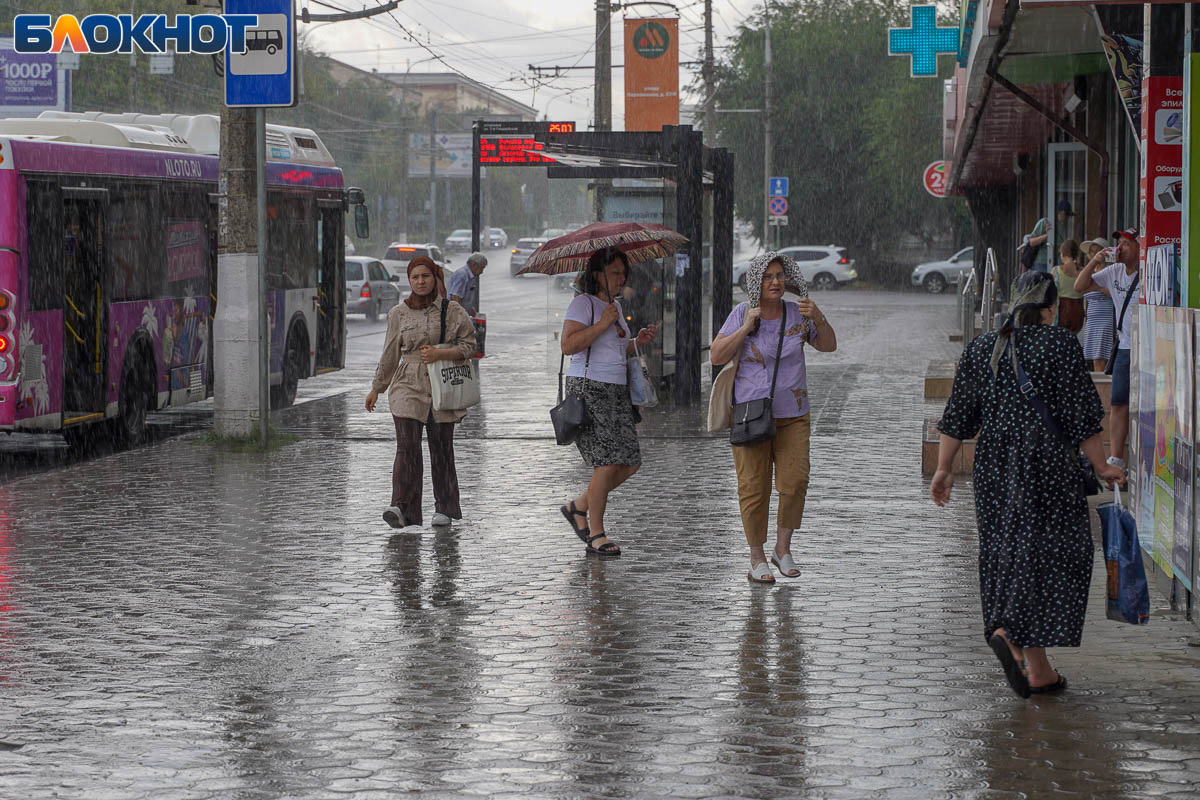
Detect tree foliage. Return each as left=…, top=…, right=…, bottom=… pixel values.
left=712, top=0, right=968, bottom=268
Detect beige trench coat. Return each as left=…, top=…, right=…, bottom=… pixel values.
left=372, top=299, right=477, bottom=423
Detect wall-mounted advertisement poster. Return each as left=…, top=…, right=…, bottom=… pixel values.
left=1194, top=313, right=1200, bottom=590
left=1137, top=304, right=1157, bottom=553
left=1174, top=438, right=1193, bottom=591
left=1152, top=307, right=1176, bottom=576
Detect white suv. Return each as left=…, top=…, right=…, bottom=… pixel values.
left=732, top=246, right=857, bottom=291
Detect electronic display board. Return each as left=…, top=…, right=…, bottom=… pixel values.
left=477, top=121, right=575, bottom=166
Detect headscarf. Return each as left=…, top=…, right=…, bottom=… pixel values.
left=404, top=256, right=445, bottom=310
left=989, top=270, right=1057, bottom=376
left=744, top=251, right=807, bottom=308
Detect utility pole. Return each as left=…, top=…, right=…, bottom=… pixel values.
left=762, top=3, right=772, bottom=251
left=594, top=0, right=612, bottom=131
left=703, top=0, right=716, bottom=147
left=214, top=106, right=260, bottom=438
left=429, top=111, right=437, bottom=244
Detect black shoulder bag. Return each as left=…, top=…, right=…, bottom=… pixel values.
left=1105, top=270, right=1139, bottom=376
left=550, top=302, right=593, bottom=445
left=1007, top=337, right=1102, bottom=495
left=730, top=305, right=786, bottom=447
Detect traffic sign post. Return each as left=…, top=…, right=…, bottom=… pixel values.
left=225, top=0, right=297, bottom=108
left=768, top=196, right=788, bottom=216
left=768, top=216, right=788, bottom=226
left=219, top=0, right=298, bottom=447
left=769, top=176, right=789, bottom=197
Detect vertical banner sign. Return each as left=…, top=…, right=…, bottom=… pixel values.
left=1140, top=75, right=1183, bottom=296
left=624, top=18, right=679, bottom=132
left=1185, top=54, right=1200, bottom=308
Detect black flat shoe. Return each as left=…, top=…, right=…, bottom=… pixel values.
left=988, top=635, right=1031, bottom=699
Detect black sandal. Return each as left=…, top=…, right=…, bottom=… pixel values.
left=585, top=531, right=621, bottom=556
left=1028, top=673, right=1068, bottom=695
left=561, top=501, right=590, bottom=543
left=988, top=634, right=1031, bottom=699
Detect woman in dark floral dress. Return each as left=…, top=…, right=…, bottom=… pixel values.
left=931, top=271, right=1123, bottom=698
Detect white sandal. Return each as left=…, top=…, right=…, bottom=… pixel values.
left=770, top=552, right=799, bottom=578
left=747, top=561, right=775, bottom=583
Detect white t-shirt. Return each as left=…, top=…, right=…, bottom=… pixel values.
left=564, top=293, right=630, bottom=385
left=1091, top=264, right=1139, bottom=350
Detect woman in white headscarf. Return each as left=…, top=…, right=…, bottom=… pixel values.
left=932, top=270, right=1123, bottom=698
left=711, top=252, right=837, bottom=584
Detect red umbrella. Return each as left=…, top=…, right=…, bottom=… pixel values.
left=515, top=221, right=688, bottom=276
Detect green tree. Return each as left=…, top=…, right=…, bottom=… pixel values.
left=712, top=0, right=968, bottom=275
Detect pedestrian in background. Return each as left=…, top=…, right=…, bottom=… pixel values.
left=1051, top=239, right=1084, bottom=333
left=710, top=253, right=837, bottom=584
left=1075, top=228, right=1140, bottom=469
left=558, top=247, right=658, bottom=557
left=932, top=271, right=1123, bottom=697
left=1079, top=237, right=1114, bottom=372
left=449, top=252, right=486, bottom=317
left=366, top=256, right=476, bottom=529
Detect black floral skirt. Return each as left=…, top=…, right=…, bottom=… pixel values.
left=565, top=376, right=641, bottom=467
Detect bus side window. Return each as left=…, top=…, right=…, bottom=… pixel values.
left=26, top=180, right=63, bottom=311
left=108, top=184, right=160, bottom=302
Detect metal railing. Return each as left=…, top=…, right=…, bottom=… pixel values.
left=958, top=247, right=1001, bottom=350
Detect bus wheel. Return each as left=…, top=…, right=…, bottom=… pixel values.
left=113, top=353, right=151, bottom=447
left=271, top=335, right=302, bottom=409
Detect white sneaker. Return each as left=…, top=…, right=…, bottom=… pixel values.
left=383, top=507, right=406, bottom=529
left=431, top=512, right=452, bottom=527
left=1106, top=456, right=1126, bottom=469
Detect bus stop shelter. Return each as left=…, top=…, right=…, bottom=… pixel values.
left=470, top=122, right=734, bottom=406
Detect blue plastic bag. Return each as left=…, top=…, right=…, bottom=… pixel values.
left=1098, top=485, right=1150, bottom=625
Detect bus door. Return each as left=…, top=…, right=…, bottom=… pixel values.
left=314, top=202, right=344, bottom=372
left=61, top=188, right=109, bottom=423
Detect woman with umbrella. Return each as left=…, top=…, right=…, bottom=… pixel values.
left=931, top=270, right=1124, bottom=697
left=557, top=246, right=659, bottom=556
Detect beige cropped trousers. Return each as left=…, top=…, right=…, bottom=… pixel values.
left=731, top=414, right=811, bottom=547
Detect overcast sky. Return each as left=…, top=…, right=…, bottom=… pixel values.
left=302, top=0, right=762, bottom=126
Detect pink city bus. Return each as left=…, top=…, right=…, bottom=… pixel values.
left=0, top=112, right=358, bottom=445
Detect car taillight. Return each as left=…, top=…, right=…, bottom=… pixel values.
left=360, top=283, right=371, bottom=298
left=838, top=257, right=849, bottom=264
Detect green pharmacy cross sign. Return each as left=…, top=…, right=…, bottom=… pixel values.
left=889, top=5, right=959, bottom=78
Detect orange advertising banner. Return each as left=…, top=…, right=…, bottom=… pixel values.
left=624, top=18, right=679, bottom=131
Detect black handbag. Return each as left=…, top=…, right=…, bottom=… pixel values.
left=1007, top=338, right=1102, bottom=496
left=1104, top=270, right=1138, bottom=376
left=730, top=305, right=786, bottom=447
left=549, top=305, right=593, bottom=446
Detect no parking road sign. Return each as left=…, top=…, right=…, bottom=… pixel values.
left=768, top=196, right=788, bottom=216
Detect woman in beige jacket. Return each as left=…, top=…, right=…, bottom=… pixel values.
left=366, top=257, right=476, bottom=529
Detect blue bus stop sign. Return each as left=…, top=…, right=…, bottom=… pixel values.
left=225, top=0, right=297, bottom=107
left=769, top=177, right=789, bottom=197
left=888, top=5, right=959, bottom=78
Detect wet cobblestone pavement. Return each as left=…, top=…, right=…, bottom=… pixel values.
left=2, top=290, right=1200, bottom=798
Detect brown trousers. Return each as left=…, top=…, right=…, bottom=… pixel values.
left=731, top=415, right=811, bottom=547
left=391, top=414, right=461, bottom=526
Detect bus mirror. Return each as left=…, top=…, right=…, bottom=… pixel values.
left=354, top=204, right=369, bottom=239
left=346, top=187, right=366, bottom=205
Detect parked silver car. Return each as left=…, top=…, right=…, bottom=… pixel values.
left=911, top=247, right=974, bottom=294
left=444, top=229, right=472, bottom=252
left=510, top=237, right=548, bottom=275
left=732, top=246, right=857, bottom=291
left=487, top=227, right=508, bottom=249
left=380, top=243, right=450, bottom=282
left=346, top=256, right=402, bottom=322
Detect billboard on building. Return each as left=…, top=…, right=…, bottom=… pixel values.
left=624, top=18, right=679, bottom=132
left=0, top=37, right=70, bottom=117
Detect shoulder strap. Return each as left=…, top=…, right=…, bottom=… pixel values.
left=1114, top=270, right=1139, bottom=333
left=560, top=297, right=595, bottom=402
left=438, top=299, right=448, bottom=345
left=1006, top=336, right=1067, bottom=444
